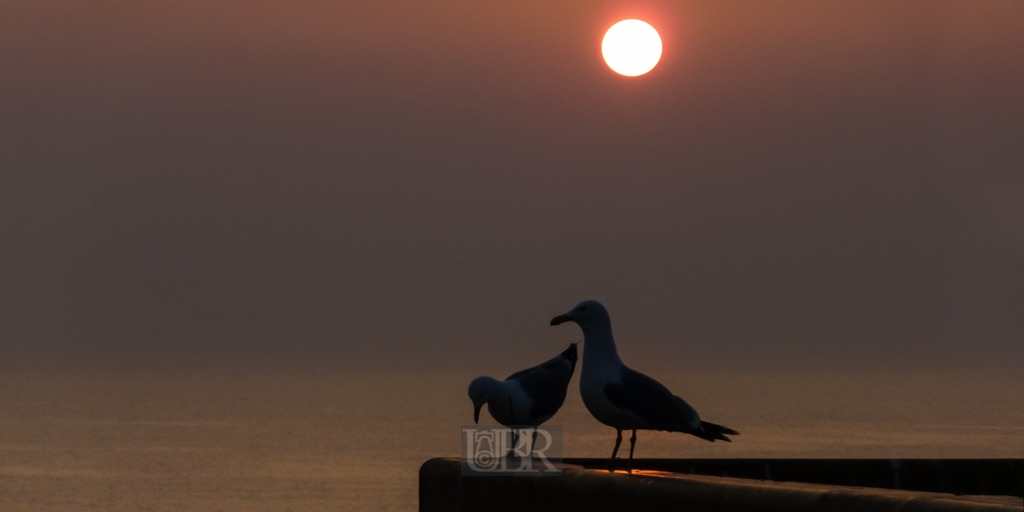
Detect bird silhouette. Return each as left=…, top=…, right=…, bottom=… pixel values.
left=551, top=301, right=737, bottom=471
left=468, top=343, right=578, bottom=457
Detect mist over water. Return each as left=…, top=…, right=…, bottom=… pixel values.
left=3, top=363, right=1022, bottom=511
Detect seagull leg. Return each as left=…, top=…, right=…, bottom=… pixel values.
left=507, top=429, right=519, bottom=458
left=608, top=429, right=622, bottom=471
left=531, top=427, right=538, bottom=458
left=506, top=397, right=517, bottom=458
left=627, top=430, right=637, bottom=473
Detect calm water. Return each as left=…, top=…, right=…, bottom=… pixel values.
left=2, top=367, right=1022, bottom=511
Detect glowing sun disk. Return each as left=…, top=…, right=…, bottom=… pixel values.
left=602, top=20, right=662, bottom=77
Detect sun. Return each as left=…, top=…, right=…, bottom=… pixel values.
left=601, top=19, right=662, bottom=77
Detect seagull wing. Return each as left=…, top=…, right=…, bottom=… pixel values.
left=604, top=366, right=702, bottom=433
left=506, top=354, right=575, bottom=419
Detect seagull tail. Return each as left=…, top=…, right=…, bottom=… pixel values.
left=696, top=421, right=739, bottom=443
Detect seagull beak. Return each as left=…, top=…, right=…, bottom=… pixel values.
left=474, top=404, right=481, bottom=424
left=550, top=314, right=572, bottom=326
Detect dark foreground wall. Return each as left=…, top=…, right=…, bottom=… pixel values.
left=420, top=458, right=1023, bottom=512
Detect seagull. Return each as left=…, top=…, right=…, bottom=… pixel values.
left=551, top=300, right=738, bottom=471
left=468, top=343, right=578, bottom=457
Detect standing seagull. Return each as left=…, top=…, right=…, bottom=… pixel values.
left=551, top=301, right=737, bottom=470
left=468, top=343, right=578, bottom=457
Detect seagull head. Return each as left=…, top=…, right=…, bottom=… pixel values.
left=550, top=300, right=609, bottom=330
left=467, top=376, right=499, bottom=424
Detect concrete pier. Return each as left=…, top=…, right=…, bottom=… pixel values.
left=420, top=458, right=1022, bottom=512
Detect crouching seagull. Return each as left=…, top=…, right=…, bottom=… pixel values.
left=468, top=343, right=578, bottom=457
left=551, top=301, right=738, bottom=471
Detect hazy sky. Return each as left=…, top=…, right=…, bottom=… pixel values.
left=2, top=1, right=1022, bottom=373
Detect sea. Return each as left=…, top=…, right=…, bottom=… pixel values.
left=2, top=365, right=1022, bottom=511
